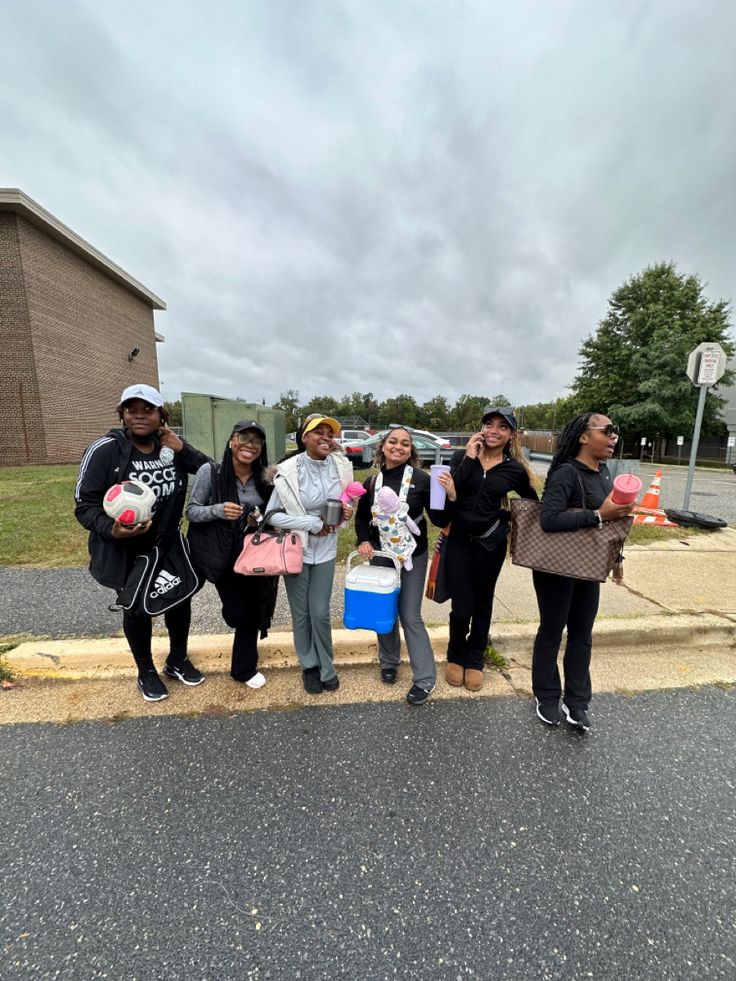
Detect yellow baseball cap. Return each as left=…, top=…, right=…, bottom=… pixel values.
left=302, top=416, right=340, bottom=436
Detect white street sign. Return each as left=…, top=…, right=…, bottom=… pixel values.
left=677, top=436, right=684, bottom=446
left=728, top=436, right=736, bottom=448
left=686, top=341, right=727, bottom=386
left=640, top=437, right=647, bottom=446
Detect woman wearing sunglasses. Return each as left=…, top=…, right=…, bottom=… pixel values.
left=187, top=420, right=277, bottom=688
left=437, top=407, right=539, bottom=691
left=532, top=413, right=633, bottom=731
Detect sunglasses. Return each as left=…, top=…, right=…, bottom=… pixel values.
left=588, top=424, right=619, bottom=439
left=387, top=423, right=413, bottom=432
left=233, top=434, right=265, bottom=448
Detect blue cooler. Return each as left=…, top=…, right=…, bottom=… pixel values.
left=343, top=550, right=401, bottom=632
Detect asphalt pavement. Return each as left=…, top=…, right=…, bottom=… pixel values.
left=3, top=688, right=735, bottom=979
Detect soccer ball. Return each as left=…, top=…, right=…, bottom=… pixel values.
left=103, top=480, right=157, bottom=526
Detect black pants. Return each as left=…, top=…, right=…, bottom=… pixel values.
left=532, top=570, right=600, bottom=709
left=445, top=533, right=507, bottom=671
left=215, top=570, right=263, bottom=682
left=123, top=601, right=191, bottom=675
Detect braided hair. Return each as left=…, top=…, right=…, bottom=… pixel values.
left=548, top=413, right=595, bottom=477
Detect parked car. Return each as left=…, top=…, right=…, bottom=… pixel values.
left=348, top=429, right=454, bottom=467
left=335, top=429, right=371, bottom=444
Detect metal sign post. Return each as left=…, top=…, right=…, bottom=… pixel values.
left=677, top=435, right=684, bottom=466
left=683, top=342, right=727, bottom=509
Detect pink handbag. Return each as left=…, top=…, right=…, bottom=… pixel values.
left=234, top=510, right=304, bottom=576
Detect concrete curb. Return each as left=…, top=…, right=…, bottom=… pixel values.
left=8, top=612, right=736, bottom=680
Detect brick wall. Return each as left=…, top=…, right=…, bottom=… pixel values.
left=8, top=217, right=161, bottom=465
left=0, top=214, right=47, bottom=466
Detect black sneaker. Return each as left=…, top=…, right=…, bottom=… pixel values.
left=323, top=675, right=340, bottom=691
left=163, top=658, right=204, bottom=686
left=303, top=667, right=323, bottom=694
left=406, top=684, right=435, bottom=705
left=137, top=669, right=169, bottom=702
left=562, top=702, right=591, bottom=731
left=535, top=698, right=560, bottom=726
left=380, top=667, right=398, bottom=684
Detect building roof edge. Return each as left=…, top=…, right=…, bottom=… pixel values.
left=0, top=188, right=166, bottom=310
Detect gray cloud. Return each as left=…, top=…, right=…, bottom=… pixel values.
left=2, top=0, right=734, bottom=409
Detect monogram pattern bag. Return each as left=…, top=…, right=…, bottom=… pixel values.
left=510, top=471, right=633, bottom=583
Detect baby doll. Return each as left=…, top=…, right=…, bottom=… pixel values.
left=371, top=486, right=420, bottom=570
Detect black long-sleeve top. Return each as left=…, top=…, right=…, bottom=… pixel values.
left=447, top=448, right=538, bottom=537
left=355, top=464, right=449, bottom=557
left=539, top=459, right=612, bottom=532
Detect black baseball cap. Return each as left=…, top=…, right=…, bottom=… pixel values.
left=481, top=406, right=517, bottom=430
left=232, top=420, right=267, bottom=439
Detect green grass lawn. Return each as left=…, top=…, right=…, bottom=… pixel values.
left=0, top=463, right=703, bottom=568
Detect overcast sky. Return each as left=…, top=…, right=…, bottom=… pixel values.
left=3, top=0, right=735, bottom=408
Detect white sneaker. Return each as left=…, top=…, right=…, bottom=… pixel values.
left=245, top=671, right=267, bottom=689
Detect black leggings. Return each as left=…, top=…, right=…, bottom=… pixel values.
left=445, top=533, right=507, bottom=671
left=122, top=601, right=192, bottom=675
left=532, top=571, right=600, bottom=708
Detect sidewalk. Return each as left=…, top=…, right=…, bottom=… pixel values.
left=7, top=530, right=736, bottom=711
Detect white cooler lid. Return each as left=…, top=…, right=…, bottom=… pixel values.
left=346, top=564, right=399, bottom=592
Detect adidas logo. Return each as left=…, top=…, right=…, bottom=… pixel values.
left=149, top=568, right=182, bottom=598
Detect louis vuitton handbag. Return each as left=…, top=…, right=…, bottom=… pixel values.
left=510, top=497, right=633, bottom=583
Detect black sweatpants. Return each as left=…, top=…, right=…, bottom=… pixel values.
left=531, top=570, right=600, bottom=709
left=445, top=532, right=507, bottom=671
left=215, top=570, right=263, bottom=682
left=123, top=601, right=192, bottom=675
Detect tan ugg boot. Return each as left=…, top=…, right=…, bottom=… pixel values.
left=464, top=669, right=483, bottom=691
left=445, top=662, right=465, bottom=687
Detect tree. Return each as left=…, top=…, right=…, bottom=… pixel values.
left=420, top=395, right=451, bottom=431
left=164, top=400, right=182, bottom=427
left=377, top=394, right=420, bottom=428
left=301, top=395, right=341, bottom=420
left=572, top=263, right=734, bottom=446
left=450, top=395, right=491, bottom=430
left=273, top=389, right=301, bottom=431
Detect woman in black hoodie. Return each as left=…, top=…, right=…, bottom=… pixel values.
left=532, top=413, right=633, bottom=731
left=74, top=384, right=209, bottom=702
left=439, top=407, right=538, bottom=692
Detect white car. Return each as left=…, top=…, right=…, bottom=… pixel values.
left=335, top=429, right=370, bottom=444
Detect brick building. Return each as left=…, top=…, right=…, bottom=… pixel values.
left=0, top=189, right=165, bottom=465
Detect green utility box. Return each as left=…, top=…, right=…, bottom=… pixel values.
left=181, top=393, right=286, bottom=462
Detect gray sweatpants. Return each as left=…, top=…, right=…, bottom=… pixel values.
left=284, top=559, right=337, bottom=682
left=377, top=550, right=436, bottom=690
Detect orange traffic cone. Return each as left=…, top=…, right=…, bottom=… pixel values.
left=632, top=512, right=678, bottom=527
left=639, top=470, right=663, bottom=511
left=632, top=470, right=678, bottom=526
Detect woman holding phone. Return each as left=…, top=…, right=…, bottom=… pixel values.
left=438, top=406, right=538, bottom=691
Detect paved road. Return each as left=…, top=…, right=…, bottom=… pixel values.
left=3, top=688, right=735, bottom=979
left=639, top=465, right=736, bottom=524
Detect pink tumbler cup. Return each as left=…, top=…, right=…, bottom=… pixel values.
left=611, top=473, right=642, bottom=505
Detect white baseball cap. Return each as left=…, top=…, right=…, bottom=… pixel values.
left=119, top=384, right=164, bottom=408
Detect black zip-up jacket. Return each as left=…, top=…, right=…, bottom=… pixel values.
left=74, top=428, right=209, bottom=590
left=539, top=459, right=612, bottom=532
left=447, top=448, right=538, bottom=537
